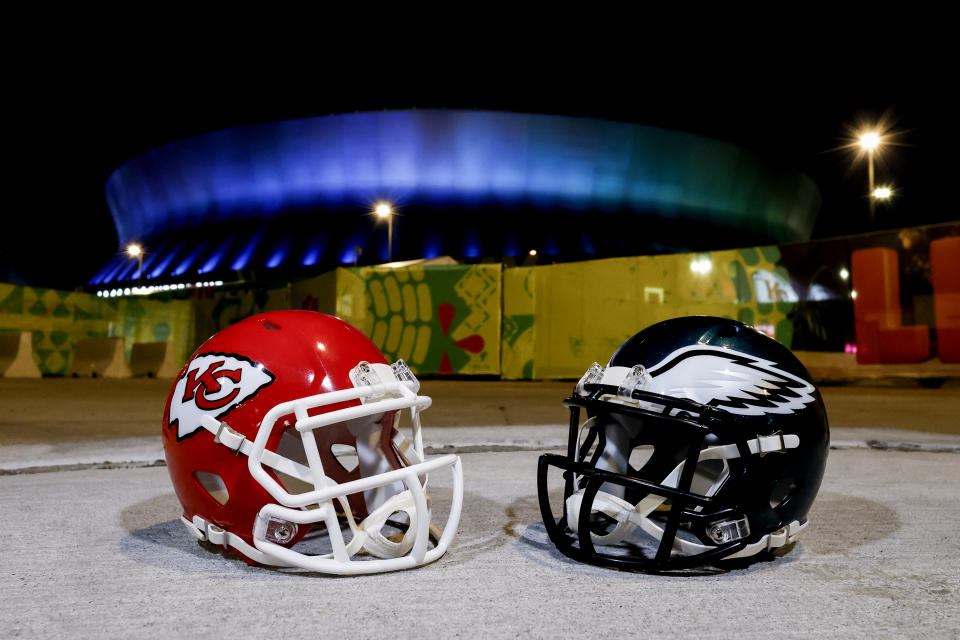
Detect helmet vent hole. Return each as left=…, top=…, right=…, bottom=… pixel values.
left=769, top=478, right=796, bottom=509
left=194, top=471, right=229, bottom=505
left=331, top=444, right=359, bottom=473
left=628, top=445, right=655, bottom=471
left=261, top=320, right=282, bottom=331
left=691, top=459, right=729, bottom=497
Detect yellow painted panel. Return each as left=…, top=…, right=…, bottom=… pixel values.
left=501, top=267, right=536, bottom=379
left=413, top=325, right=431, bottom=365
left=398, top=325, right=415, bottom=362
left=384, top=277, right=402, bottom=313
left=369, top=279, right=388, bottom=318
left=416, top=283, right=432, bottom=322
left=386, top=315, right=403, bottom=353
left=372, top=320, right=388, bottom=349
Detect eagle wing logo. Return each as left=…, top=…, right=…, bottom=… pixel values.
left=168, top=352, right=275, bottom=440
left=645, top=345, right=816, bottom=416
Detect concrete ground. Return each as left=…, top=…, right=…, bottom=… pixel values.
left=1, top=378, right=959, bottom=638
left=2, top=377, right=959, bottom=445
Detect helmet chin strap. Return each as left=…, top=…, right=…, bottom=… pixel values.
left=344, top=490, right=426, bottom=559
left=566, top=490, right=638, bottom=544
left=566, top=433, right=803, bottom=557
left=200, top=411, right=433, bottom=561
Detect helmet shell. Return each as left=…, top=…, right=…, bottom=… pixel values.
left=162, top=310, right=392, bottom=557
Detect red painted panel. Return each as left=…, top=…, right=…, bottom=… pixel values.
left=851, top=247, right=930, bottom=363
left=931, top=236, right=960, bottom=362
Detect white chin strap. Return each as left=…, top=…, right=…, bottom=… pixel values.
left=566, top=432, right=805, bottom=560
left=344, top=490, right=424, bottom=559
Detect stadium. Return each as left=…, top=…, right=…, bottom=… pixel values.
left=91, top=110, right=820, bottom=287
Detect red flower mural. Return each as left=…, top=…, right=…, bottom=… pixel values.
left=437, top=302, right=485, bottom=374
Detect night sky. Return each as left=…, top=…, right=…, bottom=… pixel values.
left=6, top=57, right=955, bottom=290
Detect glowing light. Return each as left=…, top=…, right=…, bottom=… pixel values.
left=301, top=241, right=323, bottom=266
left=231, top=232, right=262, bottom=271
left=851, top=290, right=858, bottom=299
left=123, top=288, right=131, bottom=295
left=463, top=234, right=482, bottom=258
left=839, top=268, right=849, bottom=281
left=198, top=237, right=231, bottom=274
left=149, top=243, right=184, bottom=279
left=375, top=203, right=393, bottom=219
left=858, top=131, right=881, bottom=151
left=690, top=257, right=712, bottom=274
left=126, top=243, right=142, bottom=257
left=754, top=323, right=776, bottom=338
left=872, top=186, right=892, bottom=199
left=96, top=291, right=103, bottom=297
left=528, top=249, right=537, bottom=256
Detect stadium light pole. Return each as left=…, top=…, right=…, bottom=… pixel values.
left=375, top=203, right=394, bottom=262
left=126, top=243, right=144, bottom=290
left=858, top=131, right=883, bottom=226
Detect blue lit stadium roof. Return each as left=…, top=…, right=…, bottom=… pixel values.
left=92, top=110, right=820, bottom=285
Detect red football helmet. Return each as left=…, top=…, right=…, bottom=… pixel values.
left=162, top=310, right=463, bottom=575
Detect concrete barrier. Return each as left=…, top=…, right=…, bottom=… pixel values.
left=0, top=332, right=41, bottom=378
left=129, top=341, right=180, bottom=378
left=66, top=337, right=132, bottom=378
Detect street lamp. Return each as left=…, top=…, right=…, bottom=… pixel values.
left=375, top=203, right=394, bottom=262
left=126, top=243, right=144, bottom=290
left=858, top=131, right=883, bottom=226
left=872, top=186, right=892, bottom=200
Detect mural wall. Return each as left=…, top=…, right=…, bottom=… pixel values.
left=8, top=222, right=956, bottom=377
left=500, top=247, right=795, bottom=379
left=0, top=284, right=195, bottom=375
left=291, top=265, right=502, bottom=375
left=192, top=287, right=292, bottom=346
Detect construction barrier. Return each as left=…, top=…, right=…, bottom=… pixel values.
left=502, top=247, right=796, bottom=379
left=66, top=337, right=132, bottom=378
left=931, top=236, right=960, bottom=363
left=852, top=248, right=930, bottom=363
left=0, top=283, right=195, bottom=375
left=3, top=223, right=958, bottom=380
left=129, top=341, right=180, bottom=378
left=0, top=332, right=41, bottom=378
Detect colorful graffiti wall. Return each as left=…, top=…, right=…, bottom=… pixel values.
left=9, top=222, right=955, bottom=378
left=0, top=284, right=195, bottom=375
left=500, top=247, right=795, bottom=379
left=291, top=265, right=502, bottom=375
left=192, top=287, right=292, bottom=346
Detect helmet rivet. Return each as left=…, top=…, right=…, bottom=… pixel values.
left=276, top=526, right=291, bottom=542
left=711, top=526, right=725, bottom=542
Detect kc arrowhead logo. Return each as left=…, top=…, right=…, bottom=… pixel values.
left=169, top=352, right=275, bottom=440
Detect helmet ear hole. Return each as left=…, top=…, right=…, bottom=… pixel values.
left=331, top=443, right=359, bottom=473
left=628, top=445, right=654, bottom=471
left=769, top=477, right=797, bottom=509
left=194, top=471, right=230, bottom=505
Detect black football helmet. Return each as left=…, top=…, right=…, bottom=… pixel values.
left=537, top=316, right=829, bottom=572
